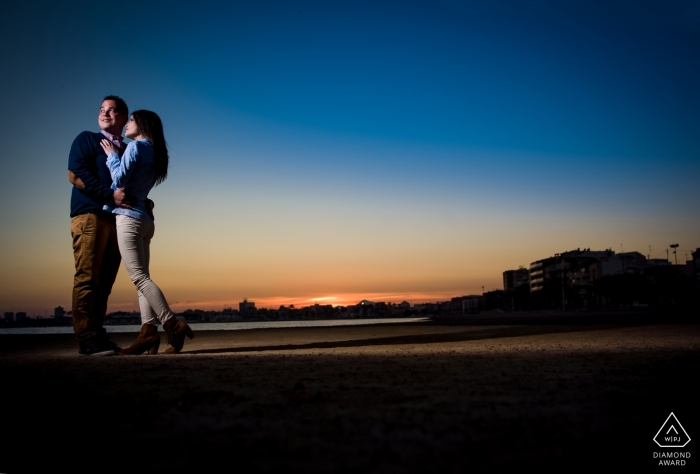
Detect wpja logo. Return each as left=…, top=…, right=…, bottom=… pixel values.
left=653, top=412, right=691, bottom=467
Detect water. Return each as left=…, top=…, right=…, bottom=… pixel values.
left=0, top=317, right=429, bottom=335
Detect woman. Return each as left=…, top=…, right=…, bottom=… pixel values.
left=100, top=110, right=194, bottom=354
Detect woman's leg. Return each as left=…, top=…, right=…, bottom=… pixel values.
left=137, top=225, right=159, bottom=325
left=138, top=290, right=158, bottom=326
left=116, top=215, right=175, bottom=324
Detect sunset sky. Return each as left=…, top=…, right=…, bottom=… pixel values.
left=1, top=0, right=699, bottom=314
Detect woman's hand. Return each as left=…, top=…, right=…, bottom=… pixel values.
left=100, top=139, right=118, bottom=156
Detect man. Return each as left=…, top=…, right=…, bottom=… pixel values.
left=67, top=96, right=132, bottom=356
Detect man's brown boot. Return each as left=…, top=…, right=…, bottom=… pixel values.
left=121, top=324, right=160, bottom=355
left=163, top=318, right=194, bottom=354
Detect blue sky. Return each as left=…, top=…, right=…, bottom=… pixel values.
left=0, top=0, right=698, bottom=312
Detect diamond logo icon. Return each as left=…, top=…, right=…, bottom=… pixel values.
left=654, top=412, right=691, bottom=448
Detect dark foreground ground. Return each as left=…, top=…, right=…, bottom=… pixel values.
left=1, top=312, right=698, bottom=473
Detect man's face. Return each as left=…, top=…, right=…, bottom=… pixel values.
left=98, top=100, right=127, bottom=134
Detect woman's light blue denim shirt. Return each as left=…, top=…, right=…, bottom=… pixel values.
left=103, top=139, right=155, bottom=221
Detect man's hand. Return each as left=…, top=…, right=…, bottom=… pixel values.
left=67, top=170, right=85, bottom=190
left=113, top=188, right=136, bottom=209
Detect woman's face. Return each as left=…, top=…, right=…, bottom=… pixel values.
left=125, top=116, right=140, bottom=139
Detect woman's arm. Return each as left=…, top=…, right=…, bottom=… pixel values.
left=103, top=139, right=137, bottom=188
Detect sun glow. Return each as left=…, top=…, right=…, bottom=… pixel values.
left=155, top=291, right=471, bottom=312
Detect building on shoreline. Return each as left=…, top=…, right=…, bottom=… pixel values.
left=239, top=299, right=256, bottom=313
left=494, top=246, right=700, bottom=311
left=503, top=267, right=530, bottom=292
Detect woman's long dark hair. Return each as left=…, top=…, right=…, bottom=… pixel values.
left=132, top=109, right=169, bottom=186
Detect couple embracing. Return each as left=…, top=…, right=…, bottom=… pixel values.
left=68, top=95, right=194, bottom=356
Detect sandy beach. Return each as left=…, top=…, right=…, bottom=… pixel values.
left=1, top=314, right=698, bottom=472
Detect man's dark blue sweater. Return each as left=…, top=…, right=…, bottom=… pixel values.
left=68, top=131, right=124, bottom=217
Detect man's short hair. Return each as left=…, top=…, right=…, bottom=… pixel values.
left=103, top=95, right=128, bottom=116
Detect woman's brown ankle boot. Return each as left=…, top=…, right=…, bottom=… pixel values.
left=163, top=318, right=195, bottom=354
left=121, top=324, right=161, bottom=355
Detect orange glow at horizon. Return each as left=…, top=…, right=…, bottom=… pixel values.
left=105, top=291, right=477, bottom=312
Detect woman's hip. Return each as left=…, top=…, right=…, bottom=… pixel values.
left=116, top=214, right=155, bottom=239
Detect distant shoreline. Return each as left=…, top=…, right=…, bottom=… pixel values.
left=2, top=307, right=696, bottom=334
left=0, top=317, right=430, bottom=335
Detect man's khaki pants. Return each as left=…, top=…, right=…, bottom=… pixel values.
left=71, top=213, right=121, bottom=342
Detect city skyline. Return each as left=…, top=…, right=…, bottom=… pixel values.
left=1, top=1, right=699, bottom=313
left=3, top=242, right=696, bottom=315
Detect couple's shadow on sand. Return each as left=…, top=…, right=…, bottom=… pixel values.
left=185, top=315, right=670, bottom=355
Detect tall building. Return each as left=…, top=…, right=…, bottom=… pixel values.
left=530, top=248, right=650, bottom=291
left=54, top=306, right=66, bottom=319
left=530, top=249, right=618, bottom=291
left=503, top=267, right=530, bottom=292
left=529, top=256, right=561, bottom=292
left=4, top=312, right=14, bottom=321
left=239, top=299, right=256, bottom=312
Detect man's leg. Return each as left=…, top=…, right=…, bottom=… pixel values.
left=94, top=215, right=121, bottom=330
left=71, top=213, right=118, bottom=353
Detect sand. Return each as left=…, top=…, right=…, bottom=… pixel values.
left=1, top=315, right=698, bottom=473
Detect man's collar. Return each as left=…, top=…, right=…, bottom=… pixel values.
left=101, top=130, right=124, bottom=146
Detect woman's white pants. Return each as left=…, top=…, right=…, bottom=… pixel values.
left=116, top=215, right=175, bottom=326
